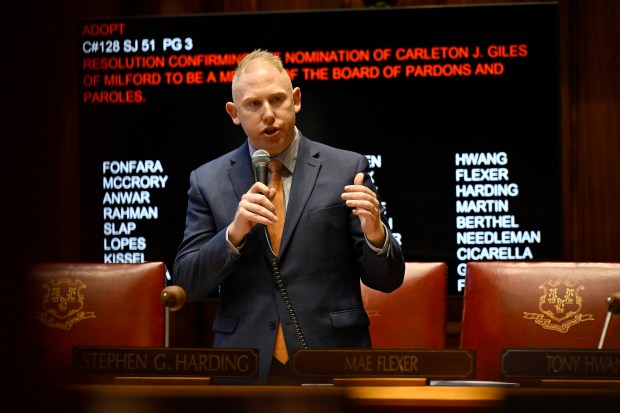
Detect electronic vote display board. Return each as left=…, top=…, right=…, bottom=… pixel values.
left=78, top=4, right=562, bottom=295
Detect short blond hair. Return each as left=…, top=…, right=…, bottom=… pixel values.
left=234, top=49, right=285, bottom=79
left=231, top=49, right=292, bottom=102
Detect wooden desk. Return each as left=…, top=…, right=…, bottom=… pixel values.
left=36, top=383, right=620, bottom=413
left=349, top=385, right=620, bottom=412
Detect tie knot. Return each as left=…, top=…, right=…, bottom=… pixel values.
left=268, top=160, right=283, bottom=173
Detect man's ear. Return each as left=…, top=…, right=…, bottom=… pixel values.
left=293, top=87, right=302, bottom=113
left=225, top=102, right=241, bottom=125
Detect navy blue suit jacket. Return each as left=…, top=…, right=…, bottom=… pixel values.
left=174, top=131, right=405, bottom=384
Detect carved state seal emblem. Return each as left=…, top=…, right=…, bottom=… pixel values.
left=523, top=279, right=594, bottom=333
left=32, top=278, right=96, bottom=330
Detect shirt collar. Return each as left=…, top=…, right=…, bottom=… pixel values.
left=248, top=127, right=299, bottom=174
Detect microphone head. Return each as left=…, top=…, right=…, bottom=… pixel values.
left=160, top=285, right=186, bottom=312
left=252, top=149, right=270, bottom=185
left=607, top=292, right=620, bottom=315
left=252, top=149, right=271, bottom=167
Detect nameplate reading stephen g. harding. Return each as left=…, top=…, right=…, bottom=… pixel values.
left=501, top=349, right=620, bottom=379
left=292, top=349, right=475, bottom=379
left=73, top=347, right=259, bottom=378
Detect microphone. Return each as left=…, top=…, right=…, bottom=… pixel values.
left=160, top=285, right=186, bottom=311
left=607, top=292, right=620, bottom=315
left=252, top=149, right=271, bottom=185
left=597, top=292, right=620, bottom=349
left=160, top=285, right=187, bottom=348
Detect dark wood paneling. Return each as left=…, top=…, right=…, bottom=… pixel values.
left=563, top=0, right=620, bottom=261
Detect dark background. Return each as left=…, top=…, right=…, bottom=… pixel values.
left=78, top=5, right=562, bottom=296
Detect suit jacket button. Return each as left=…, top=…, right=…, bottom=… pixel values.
left=269, top=321, right=277, bottom=330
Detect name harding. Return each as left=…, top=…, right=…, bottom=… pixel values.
left=74, top=347, right=258, bottom=377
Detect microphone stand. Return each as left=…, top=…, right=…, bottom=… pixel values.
left=597, top=292, right=620, bottom=349
left=160, top=285, right=186, bottom=348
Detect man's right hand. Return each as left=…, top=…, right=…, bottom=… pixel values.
left=227, top=182, right=278, bottom=247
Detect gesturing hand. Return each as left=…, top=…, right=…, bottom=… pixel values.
left=342, top=172, right=386, bottom=248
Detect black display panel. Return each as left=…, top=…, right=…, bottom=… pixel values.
left=78, top=4, right=562, bottom=295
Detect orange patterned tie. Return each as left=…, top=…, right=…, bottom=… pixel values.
left=267, top=160, right=285, bottom=255
left=268, top=160, right=288, bottom=364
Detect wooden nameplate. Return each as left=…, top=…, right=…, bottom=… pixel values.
left=501, top=348, right=620, bottom=380
left=114, top=376, right=212, bottom=385
left=332, top=377, right=427, bottom=387
left=292, top=349, right=475, bottom=380
left=72, top=347, right=259, bottom=378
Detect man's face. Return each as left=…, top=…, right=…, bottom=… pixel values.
left=226, top=62, right=301, bottom=157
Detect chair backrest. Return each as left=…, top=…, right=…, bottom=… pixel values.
left=460, top=261, right=620, bottom=380
left=26, top=262, right=166, bottom=381
left=361, top=262, right=447, bottom=348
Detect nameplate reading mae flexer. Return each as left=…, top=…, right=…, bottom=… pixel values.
left=292, top=349, right=475, bottom=379
left=73, top=347, right=259, bottom=378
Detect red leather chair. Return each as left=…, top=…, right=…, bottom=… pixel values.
left=26, top=262, right=166, bottom=382
left=361, top=262, right=447, bottom=348
left=460, top=261, right=620, bottom=380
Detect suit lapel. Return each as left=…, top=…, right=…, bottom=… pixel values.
left=225, top=137, right=322, bottom=258
left=227, top=142, right=255, bottom=201
left=227, top=142, right=275, bottom=253
left=280, top=135, right=321, bottom=257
